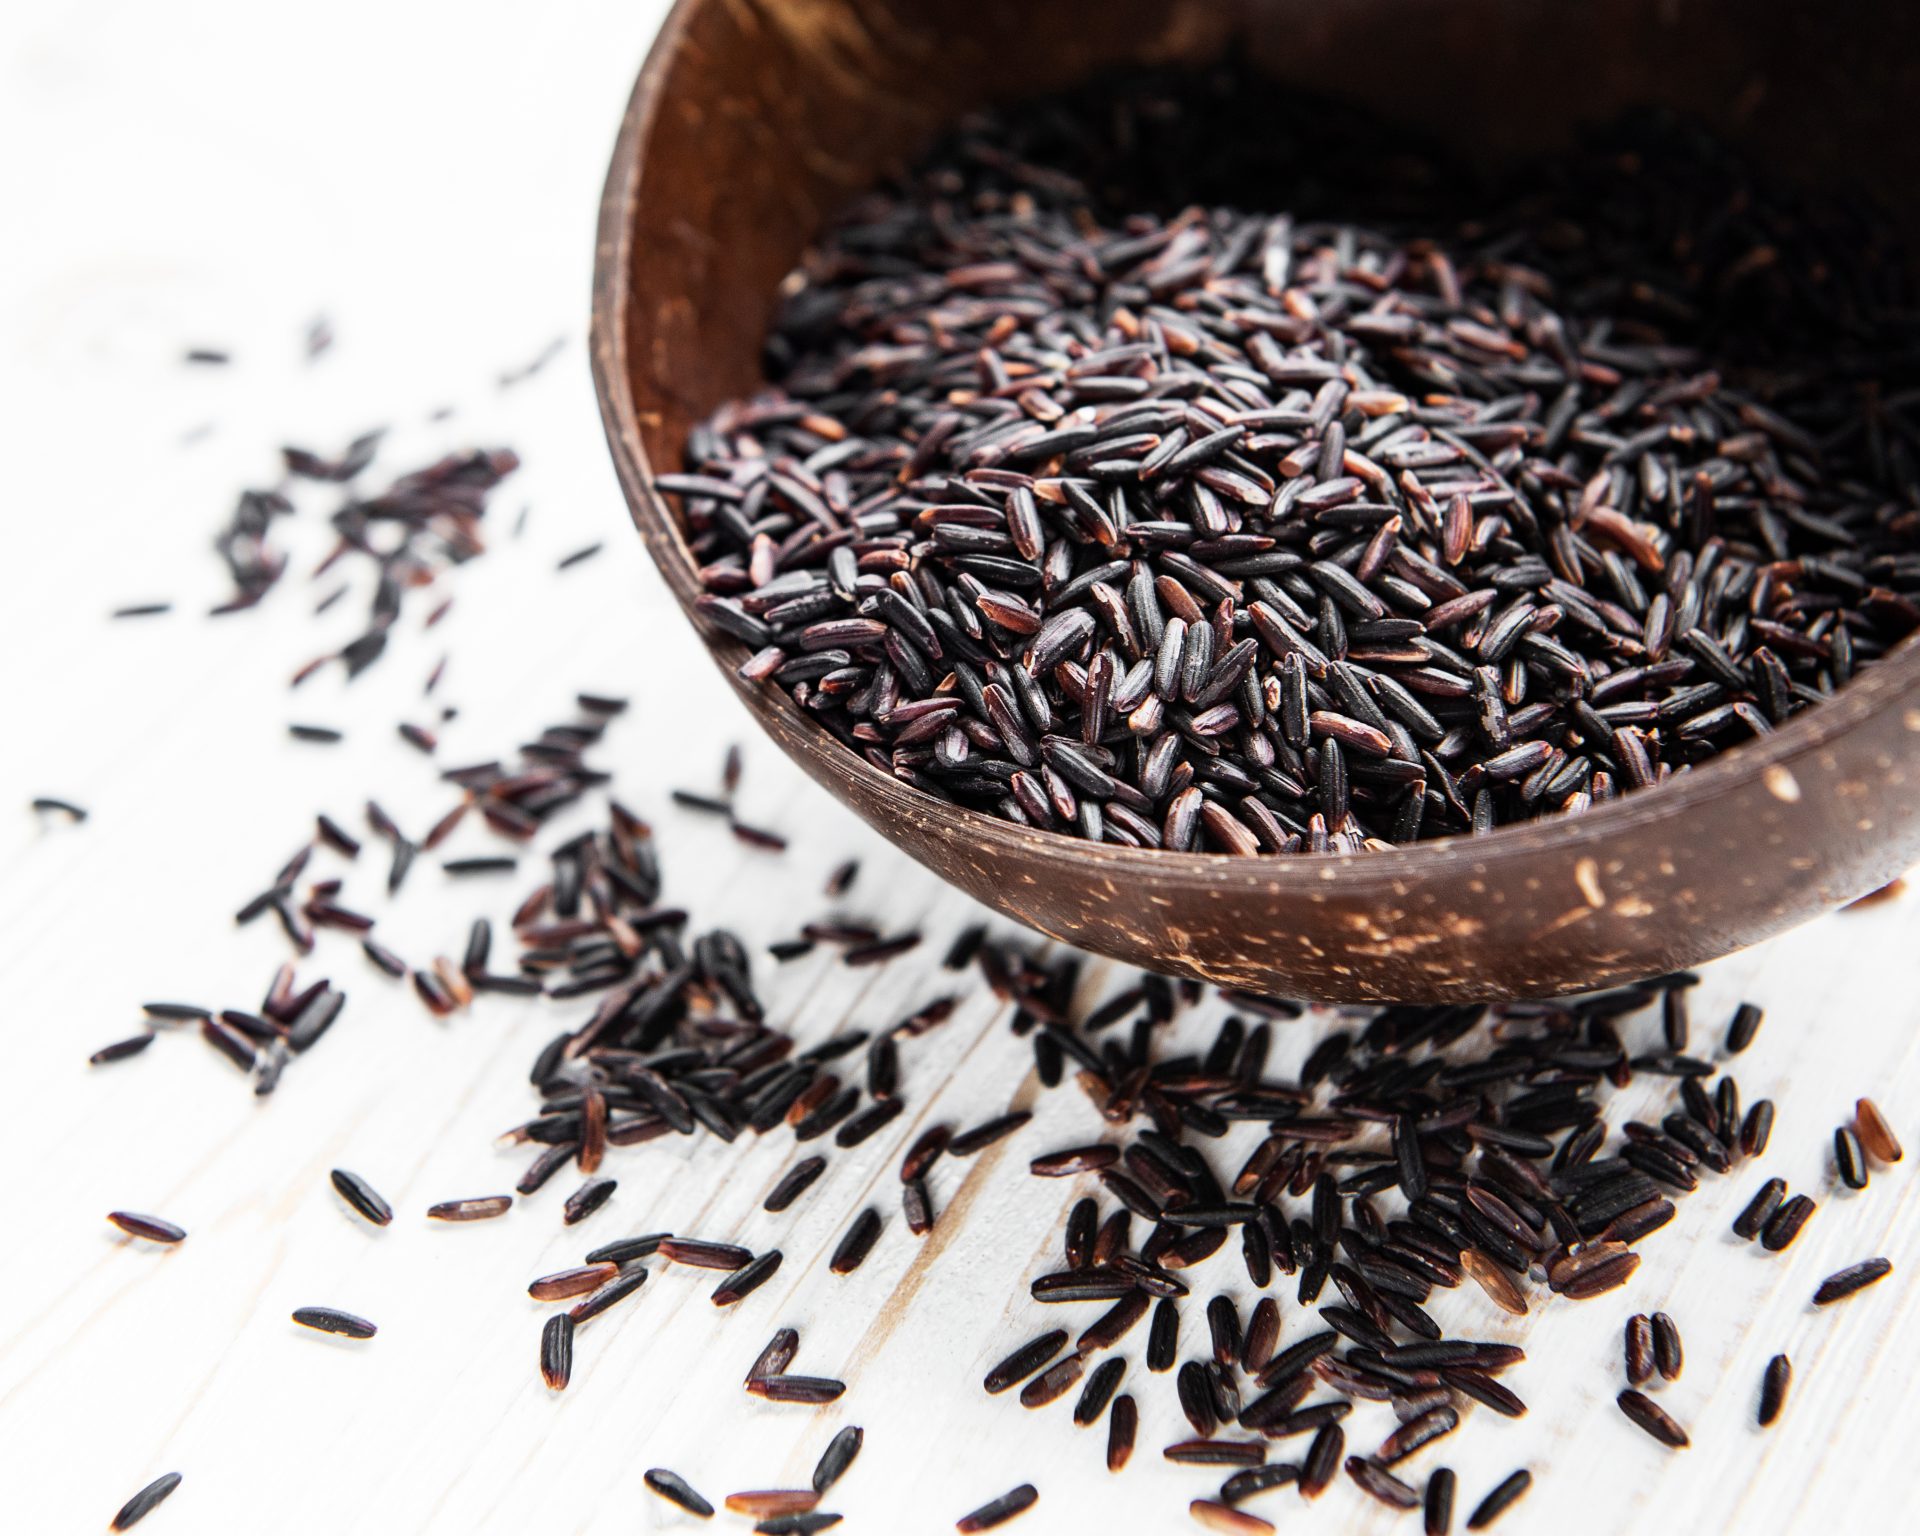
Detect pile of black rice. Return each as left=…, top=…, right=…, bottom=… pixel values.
left=100, top=699, right=1906, bottom=1533
left=669, top=65, right=1920, bottom=854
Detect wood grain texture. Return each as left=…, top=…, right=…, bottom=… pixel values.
left=0, top=3, right=1913, bottom=1533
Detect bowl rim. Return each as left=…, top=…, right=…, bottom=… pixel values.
left=589, top=0, right=1920, bottom=900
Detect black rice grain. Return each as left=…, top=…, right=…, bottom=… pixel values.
left=443, top=856, right=517, bottom=876
left=766, top=1158, right=828, bottom=1212
left=564, top=1177, right=617, bottom=1225
left=1019, top=1352, right=1087, bottom=1409
left=714, top=1250, right=784, bottom=1306
left=956, top=1484, right=1037, bottom=1532
left=1617, top=1389, right=1688, bottom=1448
left=1031, top=1144, right=1118, bottom=1177
left=142, top=1001, right=212, bottom=1021
left=1855, top=1098, right=1904, bottom=1163
left=90, top=1034, right=155, bottom=1066
left=539, top=1314, right=573, bottom=1389
left=1459, top=1251, right=1527, bottom=1316
left=747, top=1375, right=846, bottom=1404
left=1108, top=1394, right=1137, bottom=1471
left=1835, top=1127, right=1869, bottom=1190
left=1241, top=1298, right=1279, bottom=1376
left=1441, top=1370, right=1526, bottom=1419
left=1078, top=1292, right=1149, bottom=1355
left=831, top=1209, right=882, bottom=1274
left=1347, top=1458, right=1421, bottom=1510
left=1377, top=1406, right=1459, bottom=1465
left=726, top=1491, right=820, bottom=1519
left=903, top=1177, right=934, bottom=1236
left=943, top=925, right=986, bottom=970
left=1425, top=1468, right=1456, bottom=1536
left=292, top=1306, right=377, bottom=1339
left=1221, top=1464, right=1299, bottom=1504
left=1733, top=1178, right=1786, bottom=1240
left=569, top=1267, right=648, bottom=1324
left=1074, top=1357, right=1127, bottom=1426
left=1465, top=1470, right=1531, bottom=1530
left=659, top=1238, right=753, bottom=1270
left=428, top=1196, right=511, bottom=1222
left=845, top=932, right=921, bottom=967
left=588, top=1232, right=668, bottom=1266
left=1207, top=1296, right=1242, bottom=1367
left=1189, top=1501, right=1273, bottom=1534
left=1759, top=1354, right=1791, bottom=1427
left=107, top=1211, right=186, bottom=1245
left=1661, top=990, right=1690, bottom=1052
left=529, top=1265, right=618, bottom=1301
left=835, top=1099, right=905, bottom=1149
left=748, top=1329, right=800, bottom=1384
left=645, top=1468, right=715, bottom=1518
left=1064, top=1197, right=1097, bottom=1270
left=1624, top=1314, right=1654, bottom=1384
left=1168, top=1439, right=1267, bottom=1467
left=1257, top=1332, right=1337, bottom=1392
left=1148, top=1298, right=1179, bottom=1371
left=200, top=1017, right=257, bottom=1072
left=813, top=1426, right=863, bottom=1493
left=1651, top=1312, right=1683, bottom=1381
left=757, top=1514, right=842, bottom=1535
left=732, top=821, right=790, bottom=853
left=950, top=1112, right=1032, bottom=1155
left=1813, top=1257, right=1892, bottom=1306
left=330, top=1169, right=393, bottom=1227
left=1177, top=1361, right=1217, bottom=1436
left=517, top=1144, right=575, bottom=1198
left=1761, top=1194, right=1815, bottom=1251
left=110, top=1472, right=182, bottom=1531
left=1300, top=1425, right=1343, bottom=1499
left=1725, top=1003, right=1764, bottom=1054
left=362, top=939, right=407, bottom=978
left=902, top=1125, right=953, bottom=1181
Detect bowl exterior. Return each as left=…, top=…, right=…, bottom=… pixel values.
left=592, top=0, right=1920, bottom=1000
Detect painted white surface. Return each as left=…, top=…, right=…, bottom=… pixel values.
left=0, top=4, right=1914, bottom=1532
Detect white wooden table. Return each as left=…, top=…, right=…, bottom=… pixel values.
left=2, top=5, right=1915, bottom=1531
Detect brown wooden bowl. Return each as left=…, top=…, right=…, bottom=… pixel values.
left=591, top=0, right=1920, bottom=1002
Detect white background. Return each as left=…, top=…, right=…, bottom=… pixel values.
left=2, top=3, right=1917, bottom=1533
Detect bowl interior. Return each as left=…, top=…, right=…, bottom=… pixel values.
left=604, top=0, right=1920, bottom=466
